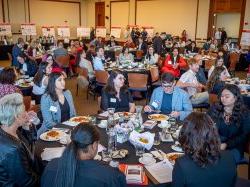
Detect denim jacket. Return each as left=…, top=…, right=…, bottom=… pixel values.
left=37, top=90, right=76, bottom=137
left=149, top=86, right=192, bottom=120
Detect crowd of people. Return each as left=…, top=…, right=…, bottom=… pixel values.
left=0, top=26, right=249, bottom=187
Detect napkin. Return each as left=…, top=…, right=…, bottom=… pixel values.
left=41, top=147, right=66, bottom=161
left=98, top=111, right=109, bottom=118
left=129, top=130, right=155, bottom=150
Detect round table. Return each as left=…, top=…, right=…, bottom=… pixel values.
left=35, top=115, right=181, bottom=186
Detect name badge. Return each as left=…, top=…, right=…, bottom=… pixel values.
left=110, top=98, right=116, bottom=103
left=49, top=106, right=58, bottom=112
left=168, top=61, right=172, bottom=64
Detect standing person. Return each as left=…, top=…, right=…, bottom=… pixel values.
left=172, top=112, right=237, bottom=187
left=41, top=124, right=126, bottom=187
left=90, top=27, right=95, bottom=42
left=137, top=37, right=148, bottom=55
left=37, top=72, right=76, bottom=136
left=12, top=37, right=25, bottom=68
left=153, top=32, right=163, bottom=55
left=141, top=28, right=148, bottom=41
left=176, top=58, right=209, bottom=105
left=221, top=27, right=227, bottom=45
left=207, top=84, right=250, bottom=163
left=215, top=28, right=222, bottom=45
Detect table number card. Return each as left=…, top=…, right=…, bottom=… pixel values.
left=21, top=24, right=37, bottom=36
left=42, top=26, right=55, bottom=37
left=110, top=27, right=121, bottom=38
left=77, top=27, right=90, bottom=37
left=0, top=23, right=12, bottom=36
left=96, top=27, right=106, bottom=38
left=57, top=26, right=70, bottom=38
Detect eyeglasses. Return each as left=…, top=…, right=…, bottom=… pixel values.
left=162, top=82, right=174, bottom=88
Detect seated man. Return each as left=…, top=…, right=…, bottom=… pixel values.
left=144, top=73, right=192, bottom=120
left=176, top=58, right=209, bottom=105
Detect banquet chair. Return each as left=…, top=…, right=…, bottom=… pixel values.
left=23, top=96, right=31, bottom=111
left=229, top=52, right=239, bottom=77
left=205, top=59, right=215, bottom=71
left=95, top=70, right=109, bottom=99
left=76, top=67, right=89, bottom=96
left=150, top=66, right=161, bottom=88
left=209, top=93, right=219, bottom=105
left=127, top=73, right=149, bottom=104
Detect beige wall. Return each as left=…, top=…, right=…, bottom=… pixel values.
left=0, top=0, right=3, bottom=22
left=196, top=0, right=209, bottom=39
left=216, top=13, right=241, bottom=38
left=244, top=0, right=250, bottom=30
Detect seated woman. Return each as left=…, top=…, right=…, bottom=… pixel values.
left=144, top=73, right=192, bottom=120
left=172, top=112, right=236, bottom=187
left=118, top=47, right=134, bottom=62
left=101, top=71, right=135, bottom=113
left=0, top=67, right=21, bottom=98
left=161, top=47, right=187, bottom=78
left=76, top=49, right=95, bottom=80
left=145, top=46, right=159, bottom=65
left=41, top=124, right=126, bottom=187
left=0, top=93, right=39, bottom=186
left=186, top=41, right=199, bottom=53
left=38, top=72, right=76, bottom=136
left=208, top=57, right=230, bottom=78
left=32, top=61, right=52, bottom=104
left=207, top=66, right=228, bottom=94
left=207, top=84, right=250, bottom=163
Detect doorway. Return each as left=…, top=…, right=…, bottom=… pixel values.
left=95, top=2, right=105, bottom=27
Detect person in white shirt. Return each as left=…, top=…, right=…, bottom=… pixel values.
left=214, top=28, right=222, bottom=43
left=208, top=57, right=230, bottom=78
left=145, top=46, right=159, bottom=65
left=176, top=58, right=209, bottom=105
left=93, top=47, right=105, bottom=71
left=77, top=50, right=95, bottom=80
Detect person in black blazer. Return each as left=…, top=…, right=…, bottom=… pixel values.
left=106, top=35, right=118, bottom=47
left=172, top=112, right=237, bottom=187
left=207, top=84, right=250, bottom=163
left=137, top=37, right=148, bottom=55
left=41, top=124, right=126, bottom=187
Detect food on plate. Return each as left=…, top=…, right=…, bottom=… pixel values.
left=148, top=114, right=169, bottom=121
left=166, top=153, right=184, bottom=164
left=139, top=137, right=149, bottom=144
left=70, top=116, right=90, bottom=123
left=45, top=130, right=60, bottom=139
left=19, top=82, right=30, bottom=87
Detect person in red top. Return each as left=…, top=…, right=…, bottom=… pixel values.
left=161, top=47, right=187, bottom=78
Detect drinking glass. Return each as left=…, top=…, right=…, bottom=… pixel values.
left=134, top=143, right=145, bottom=157
left=154, top=132, right=161, bottom=145
left=102, top=150, right=112, bottom=162
left=107, top=108, right=115, bottom=116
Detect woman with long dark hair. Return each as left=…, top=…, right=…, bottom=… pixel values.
left=32, top=61, right=52, bottom=104
left=172, top=112, right=236, bottom=187
left=41, top=124, right=126, bottom=187
left=208, top=57, right=230, bottom=78
left=207, top=84, right=250, bottom=163
left=207, top=66, right=228, bottom=94
left=101, top=70, right=135, bottom=112
left=118, top=46, right=134, bottom=63
left=145, top=46, right=159, bottom=65
left=37, top=72, right=76, bottom=136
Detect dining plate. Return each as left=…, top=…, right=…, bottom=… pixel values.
left=148, top=114, right=169, bottom=121
left=171, top=145, right=183, bottom=152
left=139, top=156, right=156, bottom=166
left=69, top=116, right=91, bottom=123
left=40, top=130, right=66, bottom=141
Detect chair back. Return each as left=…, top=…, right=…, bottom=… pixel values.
left=157, top=56, right=165, bottom=68
left=128, top=73, right=148, bottom=88
left=205, top=59, right=215, bottom=70
left=229, top=52, right=239, bottom=71
left=179, top=47, right=185, bottom=54
left=136, top=50, right=143, bottom=59
left=95, top=70, right=109, bottom=85
left=23, top=96, right=31, bottom=111
left=77, top=67, right=88, bottom=78
left=209, top=93, right=218, bottom=105
left=150, top=67, right=160, bottom=83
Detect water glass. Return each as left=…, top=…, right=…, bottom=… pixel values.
left=27, top=112, right=40, bottom=126
left=135, top=105, right=143, bottom=114
left=134, top=143, right=145, bottom=157
left=154, top=132, right=161, bottom=145
left=102, top=150, right=112, bottom=162
left=90, top=116, right=97, bottom=125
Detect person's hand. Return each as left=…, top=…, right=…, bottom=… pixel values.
left=220, top=143, right=227, bottom=150
left=144, top=105, right=152, bottom=113
left=170, top=111, right=180, bottom=118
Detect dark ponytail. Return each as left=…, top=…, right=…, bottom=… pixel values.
left=54, top=123, right=100, bottom=187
